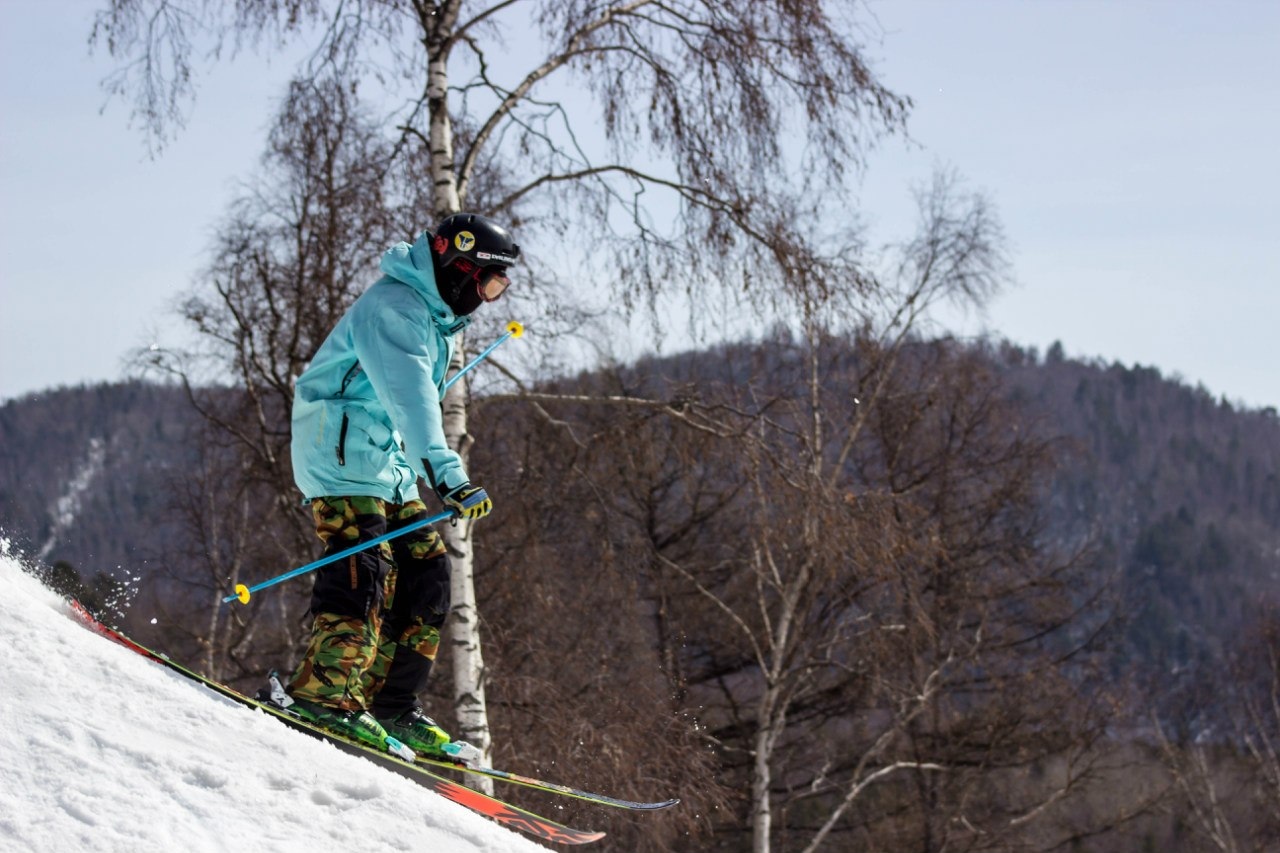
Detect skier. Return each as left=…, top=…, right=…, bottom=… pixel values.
left=283, top=212, right=519, bottom=759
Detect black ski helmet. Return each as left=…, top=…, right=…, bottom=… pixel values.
left=431, top=213, right=520, bottom=316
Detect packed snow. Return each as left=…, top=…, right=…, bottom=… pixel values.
left=0, top=546, right=555, bottom=852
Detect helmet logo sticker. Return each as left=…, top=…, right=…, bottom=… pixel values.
left=454, top=231, right=476, bottom=252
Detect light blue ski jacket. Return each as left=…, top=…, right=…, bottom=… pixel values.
left=291, top=233, right=472, bottom=504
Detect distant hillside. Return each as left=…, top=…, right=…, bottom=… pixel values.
left=579, top=336, right=1280, bottom=697
left=2, top=344, right=1277, bottom=684
left=0, top=381, right=194, bottom=579
left=995, top=341, right=1280, bottom=675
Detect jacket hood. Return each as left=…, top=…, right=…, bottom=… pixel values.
left=379, top=234, right=473, bottom=335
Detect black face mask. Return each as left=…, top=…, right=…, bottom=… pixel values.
left=449, top=280, right=485, bottom=316
left=436, top=261, right=485, bottom=316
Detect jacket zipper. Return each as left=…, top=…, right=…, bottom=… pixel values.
left=339, top=361, right=361, bottom=396
left=336, top=413, right=349, bottom=466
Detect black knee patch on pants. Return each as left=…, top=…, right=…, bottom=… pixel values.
left=373, top=528, right=450, bottom=718
left=385, top=550, right=451, bottom=640
left=310, top=507, right=389, bottom=619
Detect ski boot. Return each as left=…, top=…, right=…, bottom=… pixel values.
left=376, top=706, right=482, bottom=766
left=258, top=673, right=414, bottom=761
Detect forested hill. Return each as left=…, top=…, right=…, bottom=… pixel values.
left=597, top=336, right=1280, bottom=692
left=995, top=342, right=1279, bottom=673
left=1, top=343, right=1277, bottom=676
left=0, top=381, right=192, bottom=601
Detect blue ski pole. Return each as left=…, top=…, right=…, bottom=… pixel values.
left=443, top=320, right=524, bottom=391
left=225, top=509, right=456, bottom=604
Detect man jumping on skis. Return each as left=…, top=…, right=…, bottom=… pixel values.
left=283, top=212, right=518, bottom=761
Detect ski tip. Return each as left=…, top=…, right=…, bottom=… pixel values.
left=505, top=320, right=524, bottom=338
left=233, top=584, right=251, bottom=605
left=546, top=825, right=607, bottom=845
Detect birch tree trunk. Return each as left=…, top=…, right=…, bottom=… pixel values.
left=750, top=692, right=783, bottom=853
left=444, top=509, right=492, bottom=764
left=422, top=0, right=493, bottom=783
left=441, top=343, right=494, bottom=786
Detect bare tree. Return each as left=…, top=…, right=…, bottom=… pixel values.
left=95, top=0, right=911, bottom=770
left=1155, top=611, right=1280, bottom=853
left=473, top=176, right=1128, bottom=852
left=1236, top=621, right=1280, bottom=846
left=667, top=179, right=1025, bottom=853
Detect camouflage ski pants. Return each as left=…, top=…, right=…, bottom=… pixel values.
left=287, top=496, right=450, bottom=714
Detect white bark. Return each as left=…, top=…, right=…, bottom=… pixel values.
left=425, top=1, right=492, bottom=791
left=445, top=510, right=493, bottom=767
left=750, top=693, right=785, bottom=853
left=427, top=2, right=461, bottom=219
left=441, top=336, right=494, bottom=793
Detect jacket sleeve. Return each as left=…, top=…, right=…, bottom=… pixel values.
left=350, top=293, right=468, bottom=495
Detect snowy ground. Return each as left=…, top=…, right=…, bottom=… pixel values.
left=0, top=546, right=553, bottom=853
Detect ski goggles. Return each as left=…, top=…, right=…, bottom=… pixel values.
left=477, top=267, right=511, bottom=302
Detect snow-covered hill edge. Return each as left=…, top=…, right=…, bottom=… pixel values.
left=0, top=545, right=552, bottom=853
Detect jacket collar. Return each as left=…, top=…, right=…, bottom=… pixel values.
left=379, top=236, right=473, bottom=336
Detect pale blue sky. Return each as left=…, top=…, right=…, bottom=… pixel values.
left=2, top=1, right=1277, bottom=409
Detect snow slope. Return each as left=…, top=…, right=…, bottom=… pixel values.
left=0, top=547, right=552, bottom=853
